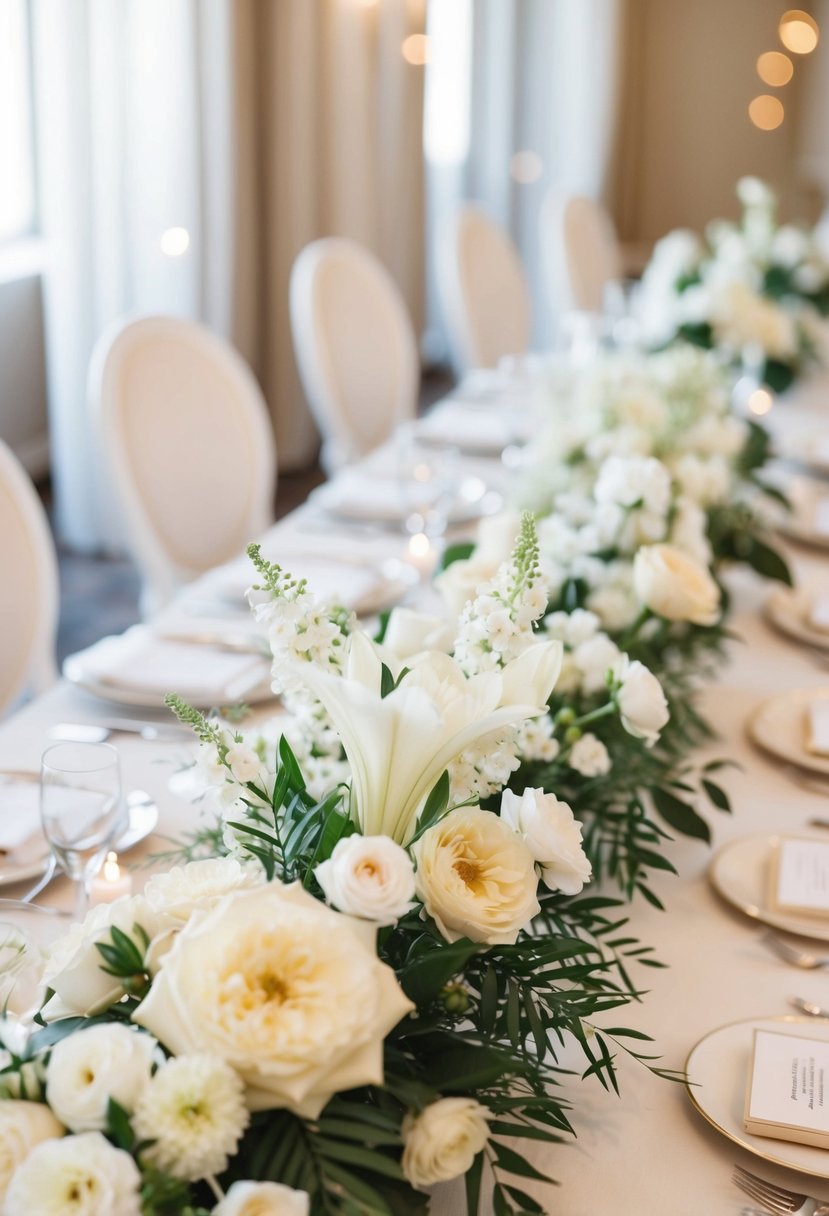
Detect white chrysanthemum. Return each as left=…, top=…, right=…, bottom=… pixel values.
left=132, top=1054, right=249, bottom=1181
left=5, top=1131, right=141, bottom=1216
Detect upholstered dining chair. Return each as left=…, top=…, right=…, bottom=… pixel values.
left=541, top=191, right=622, bottom=317
left=90, top=316, right=276, bottom=615
left=0, top=438, right=59, bottom=715
left=290, top=238, right=420, bottom=474
left=437, top=205, right=532, bottom=374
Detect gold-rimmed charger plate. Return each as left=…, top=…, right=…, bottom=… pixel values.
left=709, top=833, right=829, bottom=942
left=747, top=687, right=829, bottom=777
left=685, top=1015, right=829, bottom=1181
left=764, top=585, right=829, bottom=654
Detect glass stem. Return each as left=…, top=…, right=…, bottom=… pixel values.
left=74, top=876, right=89, bottom=922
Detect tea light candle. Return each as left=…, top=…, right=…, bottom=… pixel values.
left=407, top=531, right=437, bottom=579
left=90, top=851, right=132, bottom=905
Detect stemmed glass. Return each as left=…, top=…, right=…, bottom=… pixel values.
left=397, top=427, right=459, bottom=573
left=40, top=741, right=125, bottom=921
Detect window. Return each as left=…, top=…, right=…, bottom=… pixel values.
left=0, top=0, right=36, bottom=243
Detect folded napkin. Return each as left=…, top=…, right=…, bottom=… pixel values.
left=67, top=629, right=268, bottom=703
left=199, top=553, right=388, bottom=613
left=415, top=405, right=515, bottom=453
left=0, top=779, right=46, bottom=863
left=807, top=697, right=829, bottom=756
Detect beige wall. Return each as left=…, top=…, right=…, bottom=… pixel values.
left=0, top=275, right=49, bottom=479
left=615, top=0, right=820, bottom=246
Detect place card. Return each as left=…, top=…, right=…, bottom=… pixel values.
left=809, top=596, right=829, bottom=634
left=814, top=499, right=829, bottom=537
left=745, top=1028, right=829, bottom=1149
left=768, top=838, right=829, bottom=917
left=806, top=698, right=829, bottom=756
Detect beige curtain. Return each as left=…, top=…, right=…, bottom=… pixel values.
left=225, top=0, right=427, bottom=471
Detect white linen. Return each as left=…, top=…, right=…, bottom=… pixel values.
left=0, top=779, right=43, bottom=856
left=195, top=552, right=391, bottom=611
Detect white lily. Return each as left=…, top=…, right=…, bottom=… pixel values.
left=296, top=632, right=561, bottom=843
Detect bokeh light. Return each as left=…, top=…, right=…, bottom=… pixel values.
left=756, top=50, right=794, bottom=85
left=509, top=150, right=543, bottom=184
left=778, top=10, right=819, bottom=54
left=401, top=34, right=431, bottom=65
left=748, top=94, right=785, bottom=130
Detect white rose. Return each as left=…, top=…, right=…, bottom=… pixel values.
left=412, top=807, right=540, bottom=945
left=382, top=608, right=455, bottom=660
left=633, top=543, right=720, bottom=626
left=315, top=835, right=416, bottom=926
left=0, top=1100, right=64, bottom=1204
left=5, top=1130, right=141, bottom=1216
left=569, top=733, right=612, bottom=778
left=133, top=881, right=413, bottom=1118
left=213, top=1180, right=310, bottom=1216
left=42, top=896, right=159, bottom=1019
left=46, top=1024, right=156, bottom=1132
left=500, top=788, right=592, bottom=894
left=225, top=743, right=264, bottom=784
left=614, top=657, right=669, bottom=746
left=402, top=1097, right=490, bottom=1188
left=142, top=857, right=266, bottom=931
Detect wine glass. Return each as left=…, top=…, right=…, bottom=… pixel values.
left=397, top=428, right=460, bottom=575
left=40, top=741, right=125, bottom=921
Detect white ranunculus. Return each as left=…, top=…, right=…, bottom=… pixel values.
left=142, top=856, right=266, bottom=931
left=382, top=607, right=455, bottom=660
left=614, top=657, right=669, bottom=747
left=225, top=743, right=264, bottom=784
left=568, top=733, right=612, bottom=778
left=412, top=807, right=539, bottom=944
left=4, top=1130, right=141, bottom=1216
left=42, top=896, right=160, bottom=1020
left=295, top=632, right=561, bottom=843
left=133, top=881, right=413, bottom=1118
left=45, top=1024, right=156, bottom=1133
left=500, top=788, right=592, bottom=894
left=401, top=1097, right=490, bottom=1189
left=0, top=1100, right=64, bottom=1204
left=633, top=543, right=720, bottom=626
left=213, top=1181, right=311, bottom=1216
left=315, top=835, right=416, bottom=925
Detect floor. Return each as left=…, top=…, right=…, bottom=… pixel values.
left=47, top=370, right=455, bottom=663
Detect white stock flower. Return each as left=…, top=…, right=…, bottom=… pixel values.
left=5, top=1131, right=141, bottom=1216
left=143, top=857, right=267, bottom=931
left=133, top=881, right=413, bottom=1118
left=500, top=788, right=592, bottom=894
left=569, top=733, right=611, bottom=777
left=315, top=835, right=416, bottom=925
left=614, top=657, right=669, bottom=747
left=0, top=1100, right=64, bottom=1204
left=412, top=807, right=540, bottom=944
left=132, top=1054, right=249, bottom=1181
left=633, top=543, right=721, bottom=626
left=46, top=1024, right=155, bottom=1132
left=402, top=1097, right=490, bottom=1189
left=213, top=1181, right=310, bottom=1216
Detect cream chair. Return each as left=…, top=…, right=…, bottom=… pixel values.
left=438, top=205, right=532, bottom=373
left=90, top=316, right=276, bottom=614
left=290, top=239, right=419, bottom=474
left=541, top=191, right=622, bottom=316
left=0, top=439, right=59, bottom=714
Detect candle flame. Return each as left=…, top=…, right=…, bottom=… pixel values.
left=103, top=851, right=120, bottom=882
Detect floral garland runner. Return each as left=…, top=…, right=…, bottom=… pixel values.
left=0, top=520, right=692, bottom=1216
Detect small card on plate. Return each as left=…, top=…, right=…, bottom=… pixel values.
left=744, top=1028, right=829, bottom=1149
left=808, top=596, right=829, bottom=635
left=806, top=698, right=829, bottom=755
left=768, top=838, right=829, bottom=918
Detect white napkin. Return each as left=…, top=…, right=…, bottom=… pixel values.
left=0, top=780, right=46, bottom=862
left=415, top=405, right=513, bottom=453
left=67, top=629, right=268, bottom=702
left=198, top=553, right=388, bottom=612
left=313, top=473, right=415, bottom=522
left=807, top=698, right=829, bottom=755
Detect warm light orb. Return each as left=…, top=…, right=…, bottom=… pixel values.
left=748, top=94, right=785, bottom=130
left=408, top=531, right=431, bottom=559
left=748, top=388, right=773, bottom=416
left=509, top=150, right=543, bottom=184
left=756, top=50, right=794, bottom=85
left=778, top=9, right=819, bottom=54
left=160, top=226, right=190, bottom=256
left=401, top=33, right=431, bottom=65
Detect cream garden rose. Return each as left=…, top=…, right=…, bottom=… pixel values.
left=133, top=881, right=413, bottom=1118
left=4, top=1131, right=141, bottom=1216
left=412, top=807, right=540, bottom=944
left=213, top=1181, right=311, bottom=1216
left=46, top=1024, right=156, bottom=1132
left=500, top=788, right=592, bottom=894
left=633, top=543, right=720, bottom=626
left=142, top=856, right=266, bottom=930
left=314, top=834, right=416, bottom=925
left=0, top=1100, right=64, bottom=1204
left=614, top=657, right=669, bottom=746
left=401, top=1097, right=490, bottom=1189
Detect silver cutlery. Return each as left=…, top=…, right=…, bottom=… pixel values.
left=48, top=720, right=193, bottom=744
left=790, top=995, right=829, bottom=1018
left=734, top=1164, right=829, bottom=1214
left=761, top=930, right=829, bottom=970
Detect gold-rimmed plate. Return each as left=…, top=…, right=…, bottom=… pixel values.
left=686, top=1015, right=829, bottom=1181
left=747, top=688, right=829, bottom=777
left=764, top=585, right=829, bottom=654
left=709, top=833, right=829, bottom=942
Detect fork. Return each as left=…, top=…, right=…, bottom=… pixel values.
left=761, top=930, right=829, bottom=969
left=733, top=1164, right=829, bottom=1214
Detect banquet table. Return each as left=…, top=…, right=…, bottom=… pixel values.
left=5, top=385, right=829, bottom=1215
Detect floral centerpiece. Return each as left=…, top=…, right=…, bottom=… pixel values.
left=638, top=176, right=829, bottom=391
left=0, top=523, right=683, bottom=1216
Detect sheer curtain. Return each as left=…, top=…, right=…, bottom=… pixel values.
left=424, top=0, right=624, bottom=359
left=32, top=0, right=426, bottom=551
